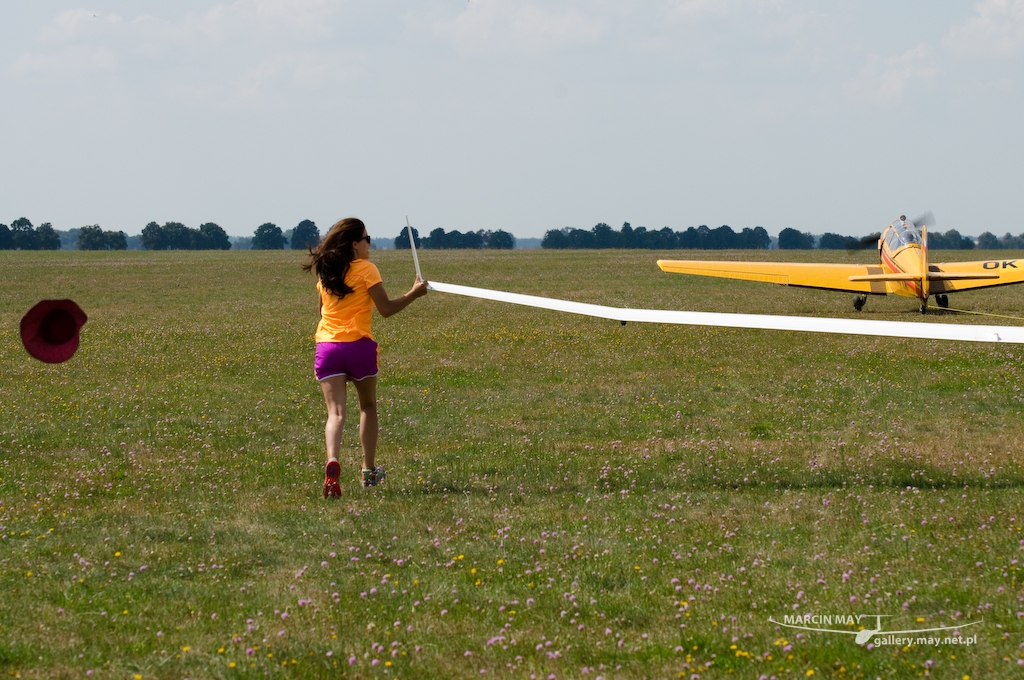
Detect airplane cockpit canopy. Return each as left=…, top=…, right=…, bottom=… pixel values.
left=886, top=219, right=921, bottom=250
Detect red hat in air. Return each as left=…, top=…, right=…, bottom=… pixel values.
left=20, top=299, right=88, bottom=364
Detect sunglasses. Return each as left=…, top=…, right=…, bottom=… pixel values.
left=357, top=234, right=371, bottom=244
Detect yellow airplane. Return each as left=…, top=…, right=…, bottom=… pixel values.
left=658, top=214, right=1024, bottom=313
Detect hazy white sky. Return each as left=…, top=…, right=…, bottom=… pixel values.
left=2, top=1, right=1023, bottom=238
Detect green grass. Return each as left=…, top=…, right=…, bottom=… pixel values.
left=1, top=248, right=1023, bottom=679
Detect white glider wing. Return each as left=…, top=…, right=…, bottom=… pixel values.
left=427, top=281, right=1024, bottom=344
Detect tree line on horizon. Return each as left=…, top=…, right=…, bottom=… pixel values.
left=139, top=220, right=322, bottom=251
left=0, top=218, right=323, bottom=251
left=4, top=216, right=1022, bottom=252
left=394, top=227, right=515, bottom=250
left=977, top=231, right=1024, bottom=249
left=542, top=223, right=772, bottom=249
left=774, top=226, right=975, bottom=249
left=0, top=218, right=62, bottom=250
left=539, top=222, right=986, bottom=250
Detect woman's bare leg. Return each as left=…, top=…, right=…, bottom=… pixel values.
left=352, top=376, right=378, bottom=470
left=320, top=376, right=348, bottom=463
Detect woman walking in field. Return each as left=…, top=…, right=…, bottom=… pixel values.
left=304, top=218, right=428, bottom=496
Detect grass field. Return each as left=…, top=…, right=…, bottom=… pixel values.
left=2, top=247, right=1023, bottom=679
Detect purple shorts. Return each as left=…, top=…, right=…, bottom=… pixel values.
left=314, top=338, right=379, bottom=382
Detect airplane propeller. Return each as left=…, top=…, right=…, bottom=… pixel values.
left=911, top=211, right=936, bottom=230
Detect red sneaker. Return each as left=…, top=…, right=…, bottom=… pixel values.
left=323, top=460, right=341, bottom=498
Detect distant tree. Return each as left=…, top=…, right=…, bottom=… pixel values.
left=778, top=228, right=815, bottom=249
left=705, top=225, right=735, bottom=249
left=140, top=222, right=167, bottom=250
left=106, top=230, right=128, bottom=250
left=929, top=229, right=974, bottom=250
left=252, top=222, right=286, bottom=250
left=423, top=227, right=445, bottom=249
left=77, top=226, right=108, bottom=250
left=694, top=225, right=712, bottom=249
left=10, top=217, right=37, bottom=250
left=928, top=230, right=951, bottom=249
left=640, top=227, right=662, bottom=249
left=568, top=228, right=596, bottom=248
left=1001, top=232, right=1024, bottom=249
left=0, top=223, right=11, bottom=250
left=976, top=232, right=1000, bottom=249
left=36, top=222, right=61, bottom=250
left=592, top=223, right=617, bottom=248
left=703, top=226, right=723, bottom=249
left=541, top=229, right=569, bottom=249
left=455, top=230, right=484, bottom=249
left=657, top=226, right=679, bottom=249
left=619, top=222, right=636, bottom=249
left=741, top=226, right=772, bottom=249
left=78, top=225, right=127, bottom=250
left=625, top=226, right=639, bottom=247
left=422, top=229, right=439, bottom=249
left=818, top=232, right=858, bottom=249
left=394, top=226, right=421, bottom=249
left=818, top=233, right=841, bottom=249
left=486, top=229, right=515, bottom=249
left=432, top=229, right=450, bottom=248
left=291, top=220, right=320, bottom=250
left=162, top=222, right=194, bottom=250
left=198, top=222, right=231, bottom=250
left=676, top=227, right=697, bottom=249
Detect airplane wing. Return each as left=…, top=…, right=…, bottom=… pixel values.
left=928, top=258, right=1024, bottom=293
left=657, top=260, right=889, bottom=294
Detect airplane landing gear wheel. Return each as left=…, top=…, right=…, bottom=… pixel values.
left=853, top=295, right=867, bottom=312
left=936, top=294, right=949, bottom=308
left=920, top=304, right=928, bottom=314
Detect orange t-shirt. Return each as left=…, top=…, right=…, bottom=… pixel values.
left=315, top=260, right=383, bottom=343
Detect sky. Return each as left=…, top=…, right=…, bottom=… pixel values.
left=2, top=1, right=1023, bottom=239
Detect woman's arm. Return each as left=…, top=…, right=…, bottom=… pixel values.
left=368, top=276, right=429, bottom=318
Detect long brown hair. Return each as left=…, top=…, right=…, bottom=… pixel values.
left=302, top=218, right=366, bottom=299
